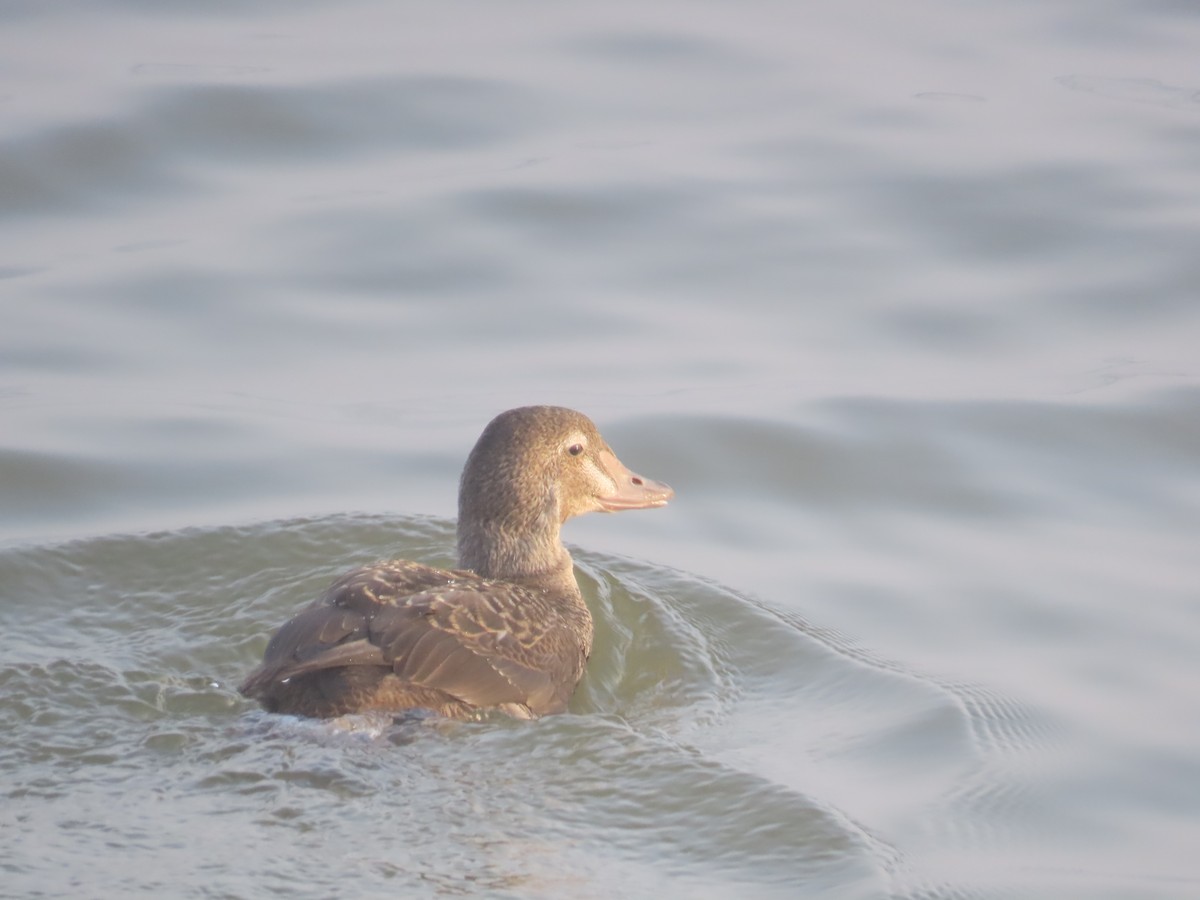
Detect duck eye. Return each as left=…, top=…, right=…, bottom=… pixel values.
left=567, top=443, right=584, bottom=456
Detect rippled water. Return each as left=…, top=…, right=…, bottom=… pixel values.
left=3, top=1, right=1200, bottom=897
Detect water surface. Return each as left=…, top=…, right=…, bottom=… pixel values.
left=2, top=1, right=1199, bottom=897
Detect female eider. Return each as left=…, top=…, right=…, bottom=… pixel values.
left=239, top=406, right=673, bottom=719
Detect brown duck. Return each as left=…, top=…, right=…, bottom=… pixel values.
left=239, top=406, right=673, bottom=719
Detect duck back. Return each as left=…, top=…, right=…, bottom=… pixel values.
left=240, top=560, right=592, bottom=718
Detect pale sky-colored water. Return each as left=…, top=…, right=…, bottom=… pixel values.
left=2, top=1, right=1199, bottom=897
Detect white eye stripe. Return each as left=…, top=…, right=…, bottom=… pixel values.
left=560, top=431, right=588, bottom=456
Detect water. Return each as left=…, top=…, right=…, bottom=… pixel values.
left=2, top=1, right=1199, bottom=897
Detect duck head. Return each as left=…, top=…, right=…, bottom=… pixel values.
left=457, top=406, right=673, bottom=580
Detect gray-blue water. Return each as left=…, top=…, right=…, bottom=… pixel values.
left=2, top=1, right=1199, bottom=897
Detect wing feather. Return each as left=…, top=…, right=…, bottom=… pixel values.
left=240, top=560, right=585, bottom=716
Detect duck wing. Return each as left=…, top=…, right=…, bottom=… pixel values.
left=239, top=560, right=581, bottom=715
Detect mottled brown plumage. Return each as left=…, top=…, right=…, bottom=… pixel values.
left=239, top=406, right=673, bottom=719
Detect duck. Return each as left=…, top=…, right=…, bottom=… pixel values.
left=239, top=405, right=673, bottom=720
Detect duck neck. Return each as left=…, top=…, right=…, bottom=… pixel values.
left=456, top=500, right=580, bottom=597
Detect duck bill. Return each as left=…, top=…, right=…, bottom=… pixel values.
left=595, top=449, right=674, bottom=511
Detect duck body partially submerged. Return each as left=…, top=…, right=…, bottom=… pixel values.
left=239, top=406, right=672, bottom=720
